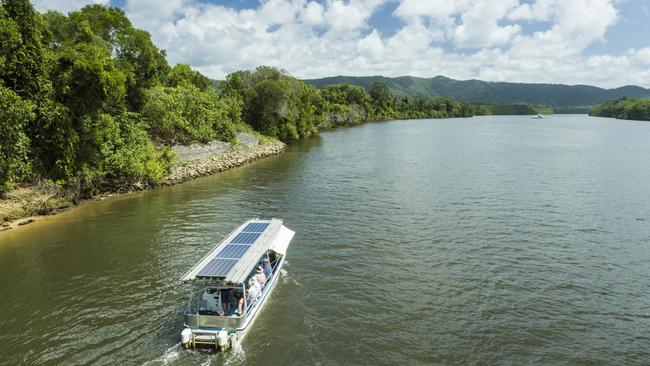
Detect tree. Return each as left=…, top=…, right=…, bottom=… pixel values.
left=166, top=64, right=213, bottom=91
left=0, top=0, right=46, bottom=100
left=369, top=81, right=390, bottom=108
left=243, top=78, right=290, bottom=138
left=30, top=98, right=77, bottom=181
left=225, top=66, right=321, bottom=140
left=50, top=21, right=126, bottom=116
left=116, top=27, right=169, bottom=110
left=0, top=86, right=34, bottom=194
left=142, top=84, right=238, bottom=144
left=65, top=4, right=170, bottom=110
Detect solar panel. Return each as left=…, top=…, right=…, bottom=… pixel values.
left=242, top=222, right=269, bottom=233
left=217, top=244, right=250, bottom=259
left=230, top=232, right=261, bottom=244
left=194, top=221, right=271, bottom=279
left=197, top=258, right=238, bottom=277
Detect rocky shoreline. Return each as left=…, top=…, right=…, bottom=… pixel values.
left=0, top=135, right=286, bottom=232
left=164, top=139, right=285, bottom=185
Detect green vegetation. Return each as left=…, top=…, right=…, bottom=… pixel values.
left=141, top=84, right=240, bottom=144
left=305, top=75, right=650, bottom=110
left=221, top=70, right=473, bottom=141
left=0, top=1, right=237, bottom=197
left=222, top=67, right=322, bottom=141
left=318, top=82, right=474, bottom=127
left=0, top=86, right=33, bottom=193
left=473, top=104, right=553, bottom=115
left=589, top=98, right=650, bottom=121
left=0, top=0, right=472, bottom=201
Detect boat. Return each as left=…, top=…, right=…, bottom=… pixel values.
left=179, top=218, right=295, bottom=351
left=531, top=114, right=545, bottom=119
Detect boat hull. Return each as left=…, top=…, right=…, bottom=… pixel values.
left=182, top=255, right=286, bottom=350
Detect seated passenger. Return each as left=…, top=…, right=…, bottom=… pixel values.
left=269, top=250, right=278, bottom=266
left=234, top=290, right=244, bottom=316
left=255, top=266, right=267, bottom=285
left=246, top=278, right=261, bottom=303
left=262, top=257, right=272, bottom=278
left=220, top=288, right=233, bottom=315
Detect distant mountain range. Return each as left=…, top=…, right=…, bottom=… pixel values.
left=303, top=75, right=650, bottom=110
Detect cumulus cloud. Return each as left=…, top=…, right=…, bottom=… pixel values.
left=393, top=0, right=522, bottom=48
left=25, top=0, right=650, bottom=88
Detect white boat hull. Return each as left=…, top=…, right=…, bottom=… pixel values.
left=182, top=256, right=286, bottom=350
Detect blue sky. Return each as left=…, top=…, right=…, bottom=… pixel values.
left=34, top=0, right=650, bottom=87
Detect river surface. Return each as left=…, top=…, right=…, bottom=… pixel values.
left=1, top=115, right=649, bottom=365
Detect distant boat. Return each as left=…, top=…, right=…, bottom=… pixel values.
left=531, top=114, right=545, bottom=119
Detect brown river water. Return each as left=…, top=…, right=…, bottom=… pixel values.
left=1, top=115, right=649, bottom=365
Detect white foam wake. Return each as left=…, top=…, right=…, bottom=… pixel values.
left=143, top=342, right=181, bottom=366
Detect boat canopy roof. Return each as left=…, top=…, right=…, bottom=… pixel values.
left=180, top=218, right=294, bottom=285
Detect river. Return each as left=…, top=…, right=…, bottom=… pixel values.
left=1, top=115, right=649, bottom=365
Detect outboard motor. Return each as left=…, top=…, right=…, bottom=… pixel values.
left=216, top=330, right=230, bottom=351
left=228, top=333, right=238, bottom=349
left=181, top=328, right=192, bottom=348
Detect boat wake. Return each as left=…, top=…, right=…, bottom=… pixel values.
left=222, top=338, right=246, bottom=366
left=280, top=267, right=303, bottom=289
left=143, top=343, right=181, bottom=366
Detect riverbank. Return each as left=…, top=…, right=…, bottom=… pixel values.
left=0, top=133, right=285, bottom=232
left=164, top=135, right=285, bottom=185
left=589, top=98, right=650, bottom=121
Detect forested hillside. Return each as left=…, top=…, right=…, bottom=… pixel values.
left=0, top=0, right=471, bottom=199
left=589, top=98, right=650, bottom=121
left=305, top=75, right=650, bottom=109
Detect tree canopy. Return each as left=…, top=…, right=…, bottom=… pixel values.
left=589, top=98, right=650, bottom=121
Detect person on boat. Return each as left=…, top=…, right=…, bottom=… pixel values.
left=220, top=288, right=233, bottom=315
left=262, top=257, right=272, bottom=278
left=246, top=278, right=261, bottom=304
left=234, top=289, right=244, bottom=316
left=269, top=250, right=278, bottom=266
left=254, top=266, right=267, bottom=285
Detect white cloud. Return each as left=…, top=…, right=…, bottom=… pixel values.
left=394, top=0, right=522, bottom=48
left=630, top=47, right=650, bottom=64
left=323, top=0, right=386, bottom=33
left=451, top=0, right=521, bottom=48
left=32, top=0, right=108, bottom=14
left=508, top=0, right=555, bottom=21
left=125, top=0, right=185, bottom=34
left=301, top=1, right=325, bottom=26
left=393, top=0, right=458, bottom=22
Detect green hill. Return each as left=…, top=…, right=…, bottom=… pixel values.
left=304, top=75, right=650, bottom=110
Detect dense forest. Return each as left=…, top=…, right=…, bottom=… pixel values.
left=305, top=75, right=650, bottom=110
left=473, top=104, right=553, bottom=116
left=589, top=98, right=650, bottom=121
left=0, top=0, right=472, bottom=198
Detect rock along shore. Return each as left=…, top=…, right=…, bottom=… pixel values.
left=163, top=139, right=286, bottom=185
